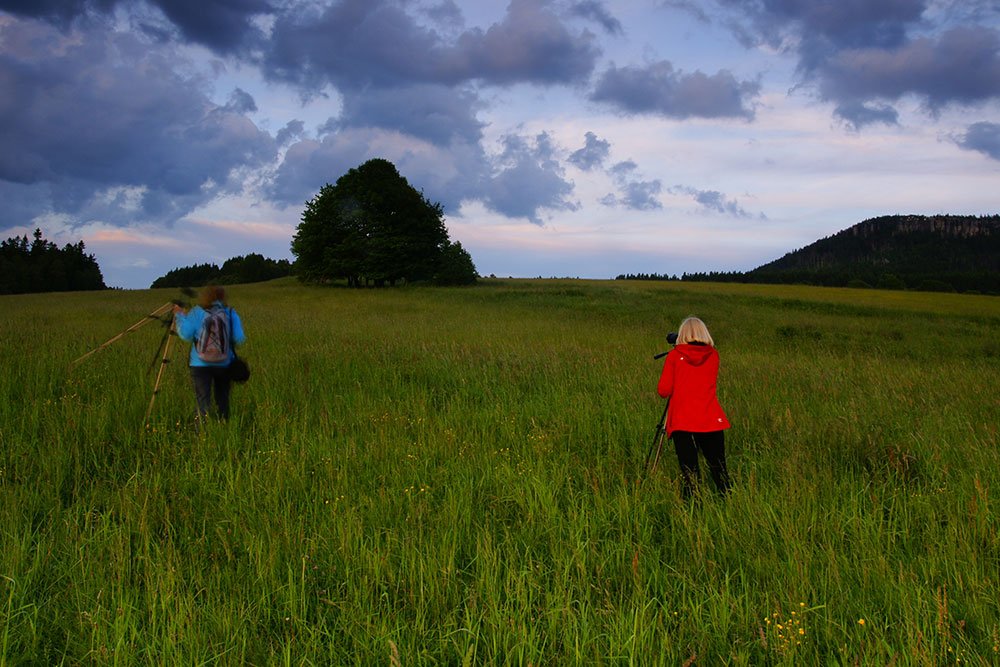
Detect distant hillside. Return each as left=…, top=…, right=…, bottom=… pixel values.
left=651, top=214, right=1000, bottom=293
left=746, top=214, right=999, bottom=292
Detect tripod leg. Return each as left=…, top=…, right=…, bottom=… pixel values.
left=643, top=427, right=660, bottom=474
left=144, top=318, right=176, bottom=426
left=643, top=399, right=670, bottom=478
left=147, top=321, right=173, bottom=374
left=648, top=428, right=667, bottom=474
left=71, top=302, right=173, bottom=368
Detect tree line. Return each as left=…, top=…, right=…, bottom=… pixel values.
left=614, top=272, right=681, bottom=281
left=1, top=229, right=106, bottom=294
left=150, top=254, right=293, bottom=289
left=617, top=268, right=999, bottom=294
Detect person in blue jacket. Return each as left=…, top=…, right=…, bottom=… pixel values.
left=173, top=285, right=246, bottom=420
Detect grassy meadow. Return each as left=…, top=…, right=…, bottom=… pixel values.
left=1, top=278, right=998, bottom=664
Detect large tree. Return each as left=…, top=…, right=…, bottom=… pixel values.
left=292, top=159, right=475, bottom=287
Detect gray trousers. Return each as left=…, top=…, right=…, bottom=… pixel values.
left=190, top=365, right=232, bottom=419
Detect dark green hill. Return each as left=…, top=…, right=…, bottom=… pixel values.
left=744, top=214, right=999, bottom=293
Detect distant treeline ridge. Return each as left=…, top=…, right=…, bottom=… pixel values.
left=150, top=253, right=292, bottom=288
left=617, top=214, right=1000, bottom=294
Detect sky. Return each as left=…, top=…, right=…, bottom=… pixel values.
left=1, top=0, right=998, bottom=289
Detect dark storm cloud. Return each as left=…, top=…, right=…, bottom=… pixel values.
left=148, top=0, right=273, bottom=52
left=569, top=0, right=623, bottom=35
left=5, top=0, right=600, bottom=85
left=265, top=0, right=446, bottom=90
left=817, top=26, right=1000, bottom=111
left=2, top=0, right=605, bottom=228
left=0, top=0, right=115, bottom=24
left=451, top=0, right=599, bottom=84
left=0, top=0, right=272, bottom=52
left=338, top=84, right=485, bottom=146
left=590, top=61, right=760, bottom=119
left=688, top=0, right=1000, bottom=121
left=0, top=181, right=54, bottom=230
left=0, top=19, right=275, bottom=227
left=707, top=0, right=924, bottom=55
left=265, top=0, right=599, bottom=91
left=568, top=132, right=611, bottom=171
left=484, top=132, right=578, bottom=224
left=957, top=121, right=1000, bottom=161
left=669, top=185, right=763, bottom=219
left=257, top=1, right=600, bottom=223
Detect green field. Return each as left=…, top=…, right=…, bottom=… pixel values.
left=1, top=279, right=998, bottom=664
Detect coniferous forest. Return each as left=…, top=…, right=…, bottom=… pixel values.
left=0, top=229, right=106, bottom=294
left=149, top=254, right=293, bottom=289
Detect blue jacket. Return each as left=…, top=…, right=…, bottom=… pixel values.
left=175, top=301, right=247, bottom=367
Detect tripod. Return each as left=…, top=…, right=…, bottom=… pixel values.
left=642, top=339, right=675, bottom=478
left=643, top=396, right=670, bottom=476
left=70, top=301, right=181, bottom=426
left=70, top=302, right=174, bottom=368
left=144, top=313, right=178, bottom=425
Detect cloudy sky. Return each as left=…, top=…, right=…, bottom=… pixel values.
left=1, top=0, right=998, bottom=288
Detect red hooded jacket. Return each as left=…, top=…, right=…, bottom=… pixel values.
left=657, top=343, right=730, bottom=437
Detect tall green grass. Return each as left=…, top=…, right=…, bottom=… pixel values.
left=1, top=279, right=998, bottom=664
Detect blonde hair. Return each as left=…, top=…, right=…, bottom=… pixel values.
left=198, top=285, right=227, bottom=309
left=677, top=316, right=714, bottom=346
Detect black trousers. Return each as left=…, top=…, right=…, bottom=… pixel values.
left=190, top=366, right=232, bottom=420
left=672, top=430, right=730, bottom=498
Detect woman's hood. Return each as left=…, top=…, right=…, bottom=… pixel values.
left=674, top=343, right=716, bottom=367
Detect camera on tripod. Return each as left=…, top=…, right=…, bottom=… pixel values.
left=654, top=332, right=678, bottom=360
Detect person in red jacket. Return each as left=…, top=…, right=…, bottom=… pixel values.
left=657, top=316, right=731, bottom=498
